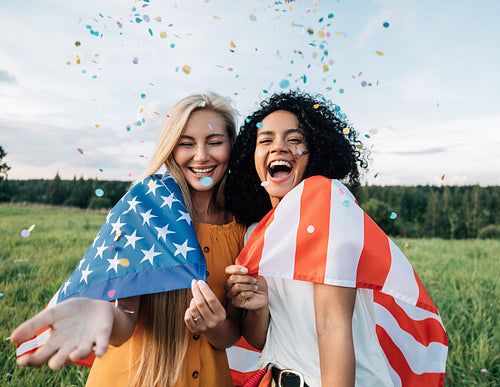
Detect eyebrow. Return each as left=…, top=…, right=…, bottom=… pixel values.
left=256, top=128, right=304, bottom=136
left=179, top=133, right=226, bottom=140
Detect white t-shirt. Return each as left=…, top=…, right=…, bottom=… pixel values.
left=246, top=225, right=394, bottom=386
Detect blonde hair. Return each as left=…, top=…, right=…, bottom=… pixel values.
left=138, top=92, right=237, bottom=219
left=129, top=93, right=237, bottom=386
left=129, top=289, right=191, bottom=387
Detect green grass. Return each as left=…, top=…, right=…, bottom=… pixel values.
left=1, top=204, right=498, bottom=386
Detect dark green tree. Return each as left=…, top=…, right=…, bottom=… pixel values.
left=46, top=172, right=67, bottom=205
left=0, top=145, right=11, bottom=180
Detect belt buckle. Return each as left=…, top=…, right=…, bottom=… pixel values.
left=278, top=369, right=305, bottom=387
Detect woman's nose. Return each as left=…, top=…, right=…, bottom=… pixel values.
left=194, top=144, right=209, bottom=161
left=270, top=138, right=288, bottom=154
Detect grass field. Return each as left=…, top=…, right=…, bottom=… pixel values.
left=1, top=204, right=498, bottom=386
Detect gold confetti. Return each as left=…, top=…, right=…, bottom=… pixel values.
left=318, top=30, right=325, bottom=38
left=95, top=124, right=100, bottom=128
left=343, top=128, right=350, bottom=134
left=66, top=61, right=71, bottom=65
left=76, top=55, right=81, bottom=64
left=114, top=230, right=122, bottom=241
left=160, top=31, right=167, bottom=39
left=441, top=174, right=445, bottom=180
left=356, top=144, right=362, bottom=149
left=139, top=108, right=144, bottom=114
left=322, top=65, right=329, bottom=72
left=155, top=16, right=162, bottom=22
left=313, top=104, right=319, bottom=109
left=28, top=224, right=35, bottom=232
left=404, top=242, right=409, bottom=248
left=148, top=180, right=155, bottom=188
left=213, top=15, right=221, bottom=19
left=375, top=51, right=384, bottom=56
left=182, top=65, right=191, bottom=74
left=230, top=41, right=236, bottom=48
left=119, top=258, right=130, bottom=267
left=153, top=112, right=160, bottom=115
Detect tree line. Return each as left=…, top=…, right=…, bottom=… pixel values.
left=1, top=174, right=499, bottom=239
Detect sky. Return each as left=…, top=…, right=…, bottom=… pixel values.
left=1, top=0, right=499, bottom=186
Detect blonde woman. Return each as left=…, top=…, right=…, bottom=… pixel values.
left=11, top=92, right=246, bottom=386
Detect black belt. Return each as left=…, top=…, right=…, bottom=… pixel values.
left=271, top=366, right=309, bottom=387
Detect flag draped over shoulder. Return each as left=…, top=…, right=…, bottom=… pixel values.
left=235, top=175, right=448, bottom=387
left=16, top=172, right=206, bottom=365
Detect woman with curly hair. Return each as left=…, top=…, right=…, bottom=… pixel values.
left=225, top=90, right=447, bottom=386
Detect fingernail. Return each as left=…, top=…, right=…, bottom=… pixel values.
left=198, top=280, right=205, bottom=286
left=191, top=279, right=196, bottom=286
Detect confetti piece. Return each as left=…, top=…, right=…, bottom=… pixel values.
left=361, top=81, right=367, bottom=87
left=261, top=181, right=269, bottom=187
left=155, top=16, right=162, bottom=22
left=99, top=168, right=104, bottom=172
left=431, top=280, right=440, bottom=285
left=383, top=21, right=390, bottom=28
left=119, top=259, right=130, bottom=267
left=441, top=174, right=445, bottom=180
left=356, top=144, right=362, bottom=149
left=481, top=369, right=488, bottom=374
left=75, top=41, right=81, bottom=46
left=375, top=51, right=384, bottom=56
left=313, top=104, right=319, bottom=109
left=256, top=122, right=263, bottom=128
left=21, top=229, right=30, bottom=238
left=160, top=31, right=167, bottom=38
left=249, top=14, right=257, bottom=21
left=108, top=290, right=116, bottom=298
left=182, top=65, right=191, bottom=74
left=95, top=189, right=104, bottom=197
left=390, top=212, right=398, bottom=219
left=199, top=101, right=206, bottom=107
left=343, top=127, right=350, bottom=134
left=343, top=200, right=350, bottom=207
left=404, top=242, right=409, bottom=248
left=208, top=124, right=213, bottom=130
left=369, top=128, right=379, bottom=135
left=148, top=180, right=154, bottom=188
left=339, top=88, right=344, bottom=94
left=114, top=230, right=122, bottom=241
left=318, top=30, right=325, bottom=38
left=307, top=225, right=315, bottom=233
left=374, top=173, right=379, bottom=178
left=279, top=79, right=290, bottom=88
left=133, top=57, right=139, bottom=64
left=338, top=188, right=345, bottom=195
left=297, top=148, right=303, bottom=155
left=0, top=293, right=3, bottom=298
left=200, top=176, right=213, bottom=186
left=77, top=148, right=84, bottom=155
left=28, top=224, right=35, bottom=232
left=230, top=41, right=236, bottom=48
left=213, top=15, right=221, bottom=19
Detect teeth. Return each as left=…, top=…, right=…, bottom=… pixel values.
left=269, top=160, right=291, bottom=168
left=191, top=167, right=215, bottom=174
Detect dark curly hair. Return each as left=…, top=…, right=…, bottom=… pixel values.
left=225, top=90, right=369, bottom=225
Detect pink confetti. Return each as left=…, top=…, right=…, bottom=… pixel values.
left=132, top=57, right=139, bottom=64
left=77, top=148, right=84, bottom=155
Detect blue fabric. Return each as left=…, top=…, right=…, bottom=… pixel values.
left=56, top=172, right=206, bottom=303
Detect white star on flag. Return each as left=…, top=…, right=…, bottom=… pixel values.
left=91, top=235, right=99, bottom=248
left=160, top=193, right=180, bottom=209
left=95, top=241, right=109, bottom=259
left=155, top=224, right=175, bottom=242
left=127, top=196, right=142, bottom=213
left=77, top=258, right=85, bottom=271
left=140, top=245, right=162, bottom=265
left=110, top=217, right=126, bottom=235
left=140, top=209, right=158, bottom=226
left=124, top=230, right=143, bottom=249
left=177, top=210, right=191, bottom=225
left=107, top=253, right=121, bottom=273
left=80, top=265, right=93, bottom=284
left=146, top=180, right=160, bottom=196
left=173, top=239, right=196, bottom=260
left=62, top=280, right=71, bottom=294
left=105, top=211, right=114, bottom=225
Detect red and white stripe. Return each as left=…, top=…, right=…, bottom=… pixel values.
left=235, top=175, right=448, bottom=386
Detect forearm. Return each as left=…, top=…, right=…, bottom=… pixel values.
left=242, top=306, right=269, bottom=350
left=108, top=296, right=140, bottom=347
left=317, top=328, right=355, bottom=387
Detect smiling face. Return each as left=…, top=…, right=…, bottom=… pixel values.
left=173, top=109, right=231, bottom=193
left=254, top=110, right=309, bottom=207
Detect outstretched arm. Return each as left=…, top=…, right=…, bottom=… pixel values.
left=314, top=283, right=356, bottom=387
left=225, top=265, right=269, bottom=350
left=10, top=296, right=139, bottom=370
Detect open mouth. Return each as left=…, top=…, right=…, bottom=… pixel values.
left=268, top=160, right=292, bottom=178
left=189, top=166, right=216, bottom=176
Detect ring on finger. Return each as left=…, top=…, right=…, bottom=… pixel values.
left=193, top=317, right=199, bottom=323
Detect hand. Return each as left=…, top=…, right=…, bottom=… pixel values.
left=10, top=298, right=115, bottom=370
left=225, top=265, right=268, bottom=311
left=184, top=280, right=227, bottom=334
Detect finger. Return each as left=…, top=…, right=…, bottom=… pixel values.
left=197, top=281, right=225, bottom=316
left=68, top=340, right=95, bottom=362
left=191, top=281, right=213, bottom=317
left=10, top=308, right=59, bottom=344
left=93, top=331, right=110, bottom=358
left=17, top=335, right=61, bottom=367
left=225, top=265, right=249, bottom=275
left=226, top=274, right=256, bottom=288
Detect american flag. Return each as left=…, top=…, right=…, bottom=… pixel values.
left=232, top=175, right=448, bottom=386
left=16, top=172, right=206, bottom=364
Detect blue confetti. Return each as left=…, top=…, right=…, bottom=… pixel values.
left=200, top=177, right=213, bottom=187
left=279, top=79, right=290, bottom=88
left=256, top=122, right=263, bottom=128
left=95, top=189, right=104, bottom=197
left=390, top=212, right=398, bottom=219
